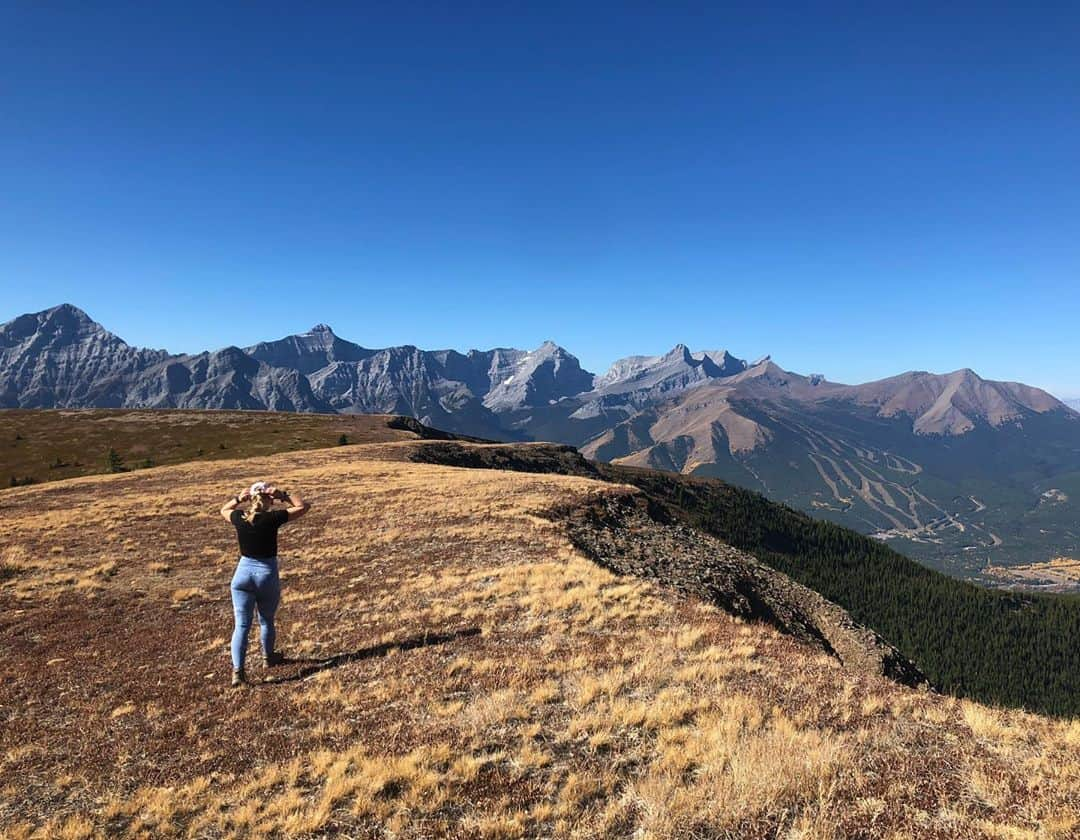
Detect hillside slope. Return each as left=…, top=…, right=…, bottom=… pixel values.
left=1, top=443, right=1078, bottom=838
left=0, top=409, right=473, bottom=487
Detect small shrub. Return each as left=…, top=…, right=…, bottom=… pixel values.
left=338, top=434, right=349, bottom=446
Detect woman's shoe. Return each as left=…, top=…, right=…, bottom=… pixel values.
left=231, top=668, right=246, bottom=687
left=263, top=651, right=284, bottom=668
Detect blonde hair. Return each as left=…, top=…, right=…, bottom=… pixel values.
left=244, top=493, right=273, bottom=524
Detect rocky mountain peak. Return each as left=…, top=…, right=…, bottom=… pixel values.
left=481, top=341, right=595, bottom=412
left=1, top=303, right=113, bottom=347
left=0, top=305, right=173, bottom=407
left=839, top=367, right=1069, bottom=436
left=44, top=302, right=97, bottom=326
left=244, top=322, right=371, bottom=375
left=663, top=343, right=693, bottom=362
left=693, top=349, right=748, bottom=378
left=593, top=343, right=749, bottom=400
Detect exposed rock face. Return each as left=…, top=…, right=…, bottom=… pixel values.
left=0, top=304, right=168, bottom=408
left=0, top=308, right=592, bottom=436
left=246, top=323, right=373, bottom=374
left=0, top=306, right=330, bottom=412
left=560, top=491, right=929, bottom=687
left=593, top=344, right=746, bottom=395
left=129, top=348, right=330, bottom=412
left=246, top=327, right=597, bottom=430
left=479, top=342, right=595, bottom=412
left=574, top=344, right=747, bottom=421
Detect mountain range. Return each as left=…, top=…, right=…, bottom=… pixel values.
left=4, top=303, right=1079, bottom=578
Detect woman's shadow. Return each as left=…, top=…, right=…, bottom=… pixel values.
left=262, top=626, right=481, bottom=684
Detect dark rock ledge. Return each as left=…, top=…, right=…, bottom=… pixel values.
left=554, top=491, right=930, bottom=689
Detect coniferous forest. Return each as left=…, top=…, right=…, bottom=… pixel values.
left=601, top=464, right=1080, bottom=718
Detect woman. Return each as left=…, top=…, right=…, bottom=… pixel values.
left=220, top=480, right=310, bottom=687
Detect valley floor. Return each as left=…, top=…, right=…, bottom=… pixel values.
left=1, top=442, right=1078, bottom=838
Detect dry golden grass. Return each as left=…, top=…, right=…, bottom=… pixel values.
left=1, top=439, right=1079, bottom=838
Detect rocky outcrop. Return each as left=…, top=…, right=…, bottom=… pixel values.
left=559, top=491, right=929, bottom=688
left=408, top=440, right=600, bottom=476
left=404, top=439, right=927, bottom=687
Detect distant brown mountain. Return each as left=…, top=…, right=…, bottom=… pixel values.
left=583, top=361, right=1072, bottom=467
left=580, top=358, right=1079, bottom=577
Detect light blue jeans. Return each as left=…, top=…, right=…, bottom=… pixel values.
left=230, top=556, right=281, bottom=670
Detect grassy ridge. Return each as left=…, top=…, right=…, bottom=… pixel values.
left=0, top=409, right=427, bottom=486
left=604, top=464, right=1080, bottom=717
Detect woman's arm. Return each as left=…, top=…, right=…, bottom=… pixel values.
left=219, top=489, right=251, bottom=522
left=278, top=487, right=310, bottom=520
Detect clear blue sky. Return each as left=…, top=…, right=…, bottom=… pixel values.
left=2, top=3, right=1078, bottom=396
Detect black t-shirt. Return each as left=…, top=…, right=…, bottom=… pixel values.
left=231, top=509, right=289, bottom=560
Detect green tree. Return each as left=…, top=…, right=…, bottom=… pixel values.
left=106, top=448, right=126, bottom=473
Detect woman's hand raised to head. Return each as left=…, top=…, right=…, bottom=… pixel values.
left=283, top=487, right=310, bottom=520
left=220, top=489, right=247, bottom=522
